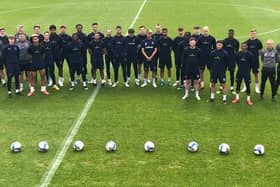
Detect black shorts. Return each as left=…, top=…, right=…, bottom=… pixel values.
left=159, top=56, right=172, bottom=69
left=91, top=59, right=104, bottom=69
left=200, top=55, right=211, bottom=70
left=211, top=73, right=226, bottom=84
left=184, top=69, right=200, bottom=80
left=137, top=54, right=145, bottom=64
left=144, top=60, right=157, bottom=72
left=30, top=62, right=45, bottom=72
left=251, top=60, right=259, bottom=74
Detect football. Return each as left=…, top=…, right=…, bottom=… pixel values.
left=144, top=141, right=155, bottom=152
left=105, top=140, right=117, bottom=152
left=38, top=141, right=49, bottom=152
left=73, top=140, right=84, bottom=152
left=188, top=141, right=199, bottom=152
left=254, top=144, right=265, bottom=156
left=10, top=141, right=22, bottom=153
left=219, top=143, right=230, bottom=154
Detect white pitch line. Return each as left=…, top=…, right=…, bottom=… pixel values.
left=39, top=0, right=148, bottom=186
left=237, top=28, right=280, bottom=39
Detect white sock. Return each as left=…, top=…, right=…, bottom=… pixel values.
left=210, top=93, right=215, bottom=99
left=1, top=79, right=5, bottom=84
left=41, top=86, right=46, bottom=92
left=144, top=78, right=147, bottom=84
left=153, top=78, right=156, bottom=83
left=185, top=89, right=189, bottom=96
left=247, top=95, right=251, bottom=101
left=223, top=95, right=227, bottom=100
left=195, top=90, right=199, bottom=97
left=236, top=94, right=240, bottom=100
left=20, top=83, right=23, bottom=88
left=256, top=83, right=259, bottom=87
left=30, top=86, right=35, bottom=92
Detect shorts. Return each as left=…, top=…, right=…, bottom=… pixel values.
left=251, top=60, right=259, bottom=74
left=19, top=62, right=31, bottom=72
left=159, top=56, right=172, bottom=69
left=211, top=73, right=226, bottom=84
left=200, top=55, right=211, bottom=70
left=137, top=54, right=145, bottom=64
left=184, top=69, right=200, bottom=80
left=91, top=59, right=104, bottom=69
left=144, top=60, right=157, bottom=72
left=30, top=62, right=45, bottom=72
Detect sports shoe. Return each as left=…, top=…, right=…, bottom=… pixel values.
left=41, top=90, right=49, bottom=96
left=15, top=89, right=21, bottom=95
left=152, top=82, right=157, bottom=88
left=53, top=85, right=60, bottom=91
left=124, top=82, right=130, bottom=88
left=247, top=100, right=253, bottom=106
left=160, top=80, right=164, bottom=86
left=182, top=94, right=188, bottom=100
left=208, top=98, right=215, bottom=102
left=8, top=91, right=12, bottom=96
left=112, top=82, right=118, bottom=87
left=232, top=98, right=240, bottom=104
left=135, top=79, right=140, bottom=86
left=173, top=81, right=179, bottom=87
left=83, top=82, right=88, bottom=90
left=27, top=90, right=34, bottom=97
left=168, top=80, right=172, bottom=86
left=147, top=79, right=151, bottom=84
left=58, top=79, right=64, bottom=87
left=92, top=79, right=97, bottom=86
left=141, top=82, right=148, bottom=88
left=195, top=95, right=201, bottom=101
left=127, top=77, right=130, bottom=83
left=108, top=79, right=112, bottom=86
left=101, top=79, right=106, bottom=86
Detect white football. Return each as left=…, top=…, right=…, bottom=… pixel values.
left=219, top=143, right=230, bottom=154
left=73, top=140, right=84, bottom=152
left=10, top=141, right=22, bottom=153
left=38, top=141, right=49, bottom=152
left=106, top=140, right=117, bottom=152
left=254, top=144, right=265, bottom=156
left=144, top=141, right=155, bottom=152
left=188, top=141, right=199, bottom=152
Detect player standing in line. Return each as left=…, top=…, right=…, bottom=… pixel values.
left=15, top=33, right=31, bottom=92
left=260, top=39, right=279, bottom=101
left=152, top=23, right=162, bottom=80
left=223, top=29, right=240, bottom=93
left=191, top=26, right=202, bottom=41
left=103, top=29, right=114, bottom=86
left=87, top=22, right=104, bottom=42
left=67, top=33, right=88, bottom=90
left=181, top=38, right=201, bottom=100
left=111, top=25, right=128, bottom=88
left=208, top=41, right=229, bottom=103
left=27, top=35, right=49, bottom=96
left=173, top=27, right=186, bottom=88
left=30, top=25, right=44, bottom=43
left=197, top=26, right=216, bottom=88
left=136, top=25, right=147, bottom=82
left=58, top=25, right=72, bottom=87
left=141, top=29, right=158, bottom=88
left=75, top=24, right=88, bottom=83
left=232, top=42, right=254, bottom=106
left=125, top=28, right=139, bottom=85
left=157, top=28, right=173, bottom=86
left=41, top=32, right=59, bottom=91
left=15, top=25, right=29, bottom=42
left=3, top=36, right=20, bottom=96
left=88, top=33, right=106, bottom=86
left=243, top=29, right=263, bottom=93
left=0, top=28, right=8, bottom=86
left=49, top=25, right=62, bottom=87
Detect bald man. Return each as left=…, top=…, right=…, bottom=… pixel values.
left=260, top=39, right=279, bottom=101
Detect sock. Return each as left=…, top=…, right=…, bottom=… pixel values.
left=195, top=90, right=199, bottom=97
left=144, top=78, right=147, bottom=84
left=211, top=93, right=215, bottom=99
left=223, top=95, right=227, bottom=101
left=168, top=77, right=171, bottom=81
left=247, top=95, right=251, bottom=101
left=255, top=83, right=259, bottom=88
left=1, top=79, right=5, bottom=84
left=236, top=94, right=240, bottom=100
left=30, top=86, right=35, bottom=92
left=41, top=86, right=46, bottom=92
left=185, top=89, right=189, bottom=96
left=20, top=83, right=23, bottom=88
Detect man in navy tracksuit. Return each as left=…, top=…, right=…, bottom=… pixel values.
left=67, top=33, right=87, bottom=90
left=103, top=29, right=114, bottom=86
left=136, top=25, right=147, bottom=80
left=3, top=36, right=20, bottom=96
left=197, top=26, right=216, bottom=88
left=158, top=28, right=173, bottom=86
left=209, top=41, right=229, bottom=103
left=173, top=27, right=186, bottom=87
left=125, top=28, right=139, bottom=85
left=49, top=25, right=62, bottom=85
left=111, top=25, right=128, bottom=88
left=232, top=42, right=254, bottom=106
left=223, top=29, right=240, bottom=93
left=87, top=22, right=104, bottom=42
left=88, top=33, right=106, bottom=86
left=0, top=28, right=8, bottom=86
left=42, top=32, right=59, bottom=91
left=58, top=25, right=72, bottom=87
left=75, top=24, right=88, bottom=82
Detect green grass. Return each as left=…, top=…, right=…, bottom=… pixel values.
left=1, top=0, right=280, bottom=186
